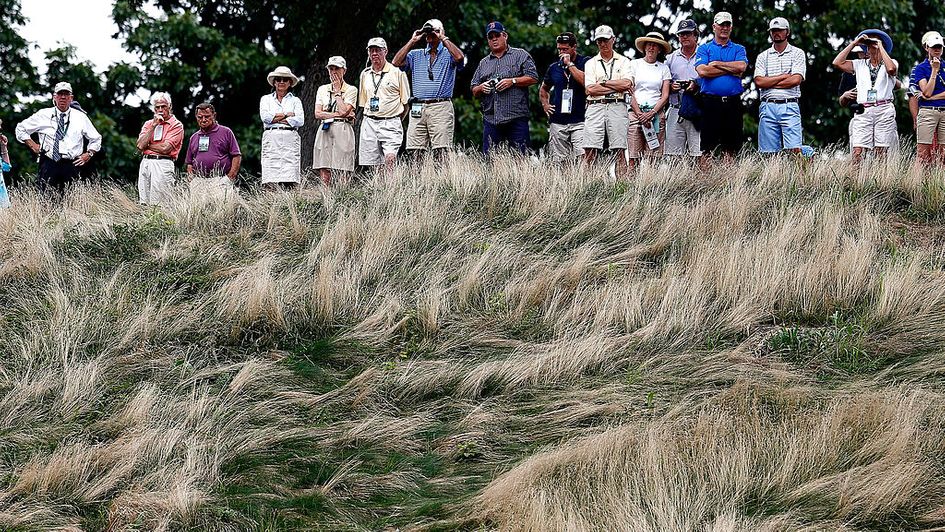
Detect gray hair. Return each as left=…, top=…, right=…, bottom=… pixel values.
left=150, top=91, right=172, bottom=109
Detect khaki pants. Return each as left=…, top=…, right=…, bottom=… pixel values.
left=406, top=101, right=455, bottom=150
left=664, top=106, right=701, bottom=156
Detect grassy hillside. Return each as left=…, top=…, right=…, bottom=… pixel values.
left=1, top=153, right=945, bottom=531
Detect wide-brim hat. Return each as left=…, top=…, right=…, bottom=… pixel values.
left=857, top=29, right=893, bottom=53
left=267, top=66, right=299, bottom=87
left=635, top=31, right=671, bottom=54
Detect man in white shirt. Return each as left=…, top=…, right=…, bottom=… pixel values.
left=665, top=19, right=702, bottom=159
left=753, top=17, right=807, bottom=154
left=358, top=37, right=411, bottom=174
left=583, top=24, right=634, bottom=179
left=16, top=82, right=102, bottom=193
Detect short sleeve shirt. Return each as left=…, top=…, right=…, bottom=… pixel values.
left=358, top=62, right=411, bottom=118
left=695, top=39, right=748, bottom=96
left=584, top=52, right=634, bottom=101
left=754, top=44, right=807, bottom=100
left=542, top=55, right=589, bottom=125
left=403, top=43, right=465, bottom=99
left=630, top=58, right=671, bottom=108
left=470, top=46, right=539, bottom=125
left=316, top=83, right=358, bottom=112
left=912, top=59, right=945, bottom=108
left=139, top=115, right=185, bottom=158
left=666, top=49, right=699, bottom=105
left=852, top=58, right=897, bottom=103
left=184, top=124, right=241, bottom=175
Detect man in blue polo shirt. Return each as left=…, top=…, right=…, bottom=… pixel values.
left=539, top=31, right=588, bottom=162
left=392, top=18, right=466, bottom=159
left=695, top=11, right=749, bottom=162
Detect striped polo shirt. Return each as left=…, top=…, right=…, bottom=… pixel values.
left=754, top=43, right=807, bottom=100
left=470, top=46, right=538, bottom=125
left=403, top=42, right=466, bottom=100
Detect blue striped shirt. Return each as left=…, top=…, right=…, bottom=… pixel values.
left=403, top=43, right=465, bottom=99
left=470, top=46, right=539, bottom=125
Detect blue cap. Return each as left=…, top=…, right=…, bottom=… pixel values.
left=485, top=21, right=506, bottom=37
left=857, top=29, right=893, bottom=53
left=676, top=19, right=698, bottom=34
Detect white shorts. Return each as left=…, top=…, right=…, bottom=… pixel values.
left=137, top=158, right=176, bottom=206
left=664, top=106, right=702, bottom=157
left=850, top=103, right=897, bottom=149
left=547, top=122, right=584, bottom=160
left=583, top=102, right=629, bottom=151
left=359, top=116, right=404, bottom=166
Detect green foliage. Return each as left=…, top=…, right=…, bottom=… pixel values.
left=767, top=310, right=887, bottom=377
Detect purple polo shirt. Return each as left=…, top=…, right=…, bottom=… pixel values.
left=184, top=123, right=241, bottom=175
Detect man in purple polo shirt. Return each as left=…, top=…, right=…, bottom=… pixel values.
left=184, top=102, right=241, bottom=186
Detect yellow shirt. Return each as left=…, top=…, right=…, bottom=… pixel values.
left=584, top=52, right=633, bottom=101
left=358, top=62, right=411, bottom=118
left=316, top=83, right=358, bottom=117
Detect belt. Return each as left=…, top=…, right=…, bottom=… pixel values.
left=265, top=126, right=297, bottom=131
left=143, top=154, right=174, bottom=160
left=761, top=98, right=799, bottom=104
left=588, top=98, right=622, bottom=105
left=328, top=118, right=354, bottom=123
left=862, top=99, right=892, bottom=108
left=415, top=98, right=452, bottom=104
left=669, top=103, right=680, bottom=109
left=701, top=94, right=740, bottom=103
left=920, top=106, right=945, bottom=111
left=365, top=115, right=400, bottom=120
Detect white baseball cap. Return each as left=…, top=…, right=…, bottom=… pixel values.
left=327, top=56, right=347, bottom=68
left=714, top=12, right=733, bottom=25
left=593, top=25, right=615, bottom=41
left=768, top=17, right=789, bottom=31
left=923, top=31, right=944, bottom=47
left=53, top=81, right=73, bottom=94
left=366, top=37, right=387, bottom=49
left=424, top=18, right=444, bottom=32
left=928, top=34, right=945, bottom=47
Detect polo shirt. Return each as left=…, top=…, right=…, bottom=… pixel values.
left=666, top=49, right=699, bottom=105
left=184, top=123, right=241, bottom=175
left=754, top=44, right=807, bottom=100
left=470, top=46, right=539, bottom=125
left=139, top=115, right=184, bottom=158
left=403, top=42, right=465, bottom=100
left=542, top=55, right=589, bottom=125
left=358, top=62, right=411, bottom=118
left=584, top=52, right=634, bottom=101
left=695, top=38, right=748, bottom=96
left=912, top=59, right=945, bottom=108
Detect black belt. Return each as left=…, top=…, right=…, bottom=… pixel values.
left=143, top=154, right=174, bottom=160
left=416, top=98, right=451, bottom=104
left=701, top=94, right=740, bottom=103
left=364, top=115, right=399, bottom=120
left=761, top=98, right=799, bottom=104
left=920, top=106, right=945, bottom=111
left=265, top=126, right=297, bottom=131
left=588, top=98, right=623, bottom=105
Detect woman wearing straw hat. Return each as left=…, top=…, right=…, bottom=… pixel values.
left=312, top=56, right=358, bottom=185
left=628, top=31, right=672, bottom=171
left=259, top=65, right=304, bottom=189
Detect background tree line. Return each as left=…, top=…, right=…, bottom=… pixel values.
left=3, top=0, right=945, bottom=182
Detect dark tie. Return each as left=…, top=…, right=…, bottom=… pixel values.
left=52, top=113, right=66, bottom=162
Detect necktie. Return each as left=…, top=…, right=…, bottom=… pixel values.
left=52, top=113, right=66, bottom=162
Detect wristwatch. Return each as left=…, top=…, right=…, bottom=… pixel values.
left=512, top=78, right=517, bottom=86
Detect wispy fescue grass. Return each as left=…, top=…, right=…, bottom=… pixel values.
left=1, top=152, right=945, bottom=530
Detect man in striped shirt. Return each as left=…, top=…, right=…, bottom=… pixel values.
left=392, top=18, right=466, bottom=160
left=753, top=17, right=806, bottom=154
left=471, top=21, right=539, bottom=155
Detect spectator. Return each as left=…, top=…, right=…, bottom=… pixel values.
left=832, top=29, right=898, bottom=166
left=313, top=56, right=358, bottom=185
left=539, top=31, right=588, bottom=162
left=665, top=19, right=702, bottom=161
left=913, top=32, right=945, bottom=167
left=753, top=17, right=806, bottom=155
left=392, top=18, right=465, bottom=160
left=628, top=31, right=672, bottom=171
left=15, top=82, right=102, bottom=194
left=583, top=24, right=634, bottom=178
left=135, top=91, right=184, bottom=206
left=0, top=118, right=11, bottom=207
left=259, top=66, right=304, bottom=190
left=184, top=102, right=242, bottom=194
left=695, top=12, right=749, bottom=165
left=471, top=21, right=539, bottom=155
left=358, top=37, right=411, bottom=174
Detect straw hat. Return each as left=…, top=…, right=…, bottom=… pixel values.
left=266, top=66, right=299, bottom=87
left=635, top=31, right=671, bottom=54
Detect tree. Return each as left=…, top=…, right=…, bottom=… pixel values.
left=0, top=0, right=39, bottom=183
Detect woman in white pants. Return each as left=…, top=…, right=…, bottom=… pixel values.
left=259, top=66, right=304, bottom=190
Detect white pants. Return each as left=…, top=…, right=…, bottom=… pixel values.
left=137, top=158, right=176, bottom=206
left=664, top=106, right=702, bottom=157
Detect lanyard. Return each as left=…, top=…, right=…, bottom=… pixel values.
left=599, top=57, right=615, bottom=81
left=370, top=70, right=387, bottom=94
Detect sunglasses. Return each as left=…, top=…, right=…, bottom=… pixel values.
left=273, top=77, right=291, bottom=82
left=556, top=34, right=576, bottom=44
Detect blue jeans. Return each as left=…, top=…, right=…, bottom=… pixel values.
left=758, top=101, right=803, bottom=153
left=483, top=118, right=530, bottom=155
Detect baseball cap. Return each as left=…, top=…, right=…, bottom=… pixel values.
left=714, top=12, right=733, bottom=25
left=768, top=17, right=789, bottom=31
left=53, top=81, right=73, bottom=94
left=327, top=56, right=347, bottom=68
left=928, top=34, right=945, bottom=47
left=923, top=31, right=944, bottom=47
left=485, top=21, right=506, bottom=36
left=424, top=18, right=444, bottom=32
left=676, top=19, right=698, bottom=34
left=593, top=25, right=615, bottom=41
left=366, top=37, right=387, bottom=49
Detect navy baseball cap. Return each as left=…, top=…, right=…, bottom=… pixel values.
left=676, top=19, right=698, bottom=34
left=486, top=21, right=506, bottom=36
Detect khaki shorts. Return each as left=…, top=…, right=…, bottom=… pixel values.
left=583, top=102, right=629, bottom=150
left=547, top=122, right=584, bottom=160
left=406, top=101, right=454, bottom=150
left=359, top=116, right=404, bottom=166
left=627, top=113, right=666, bottom=159
left=916, top=106, right=945, bottom=145
left=664, top=106, right=702, bottom=156
left=850, top=103, right=897, bottom=149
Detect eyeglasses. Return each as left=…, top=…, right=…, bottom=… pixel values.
left=273, top=77, right=290, bottom=83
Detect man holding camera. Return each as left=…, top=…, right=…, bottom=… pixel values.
left=136, top=91, right=184, bottom=206
left=753, top=17, right=807, bottom=155
left=539, top=32, right=588, bottom=162
left=359, top=37, right=411, bottom=173
left=665, top=19, right=702, bottom=160
left=583, top=24, right=634, bottom=178
left=471, top=21, right=539, bottom=155
left=392, top=19, right=466, bottom=160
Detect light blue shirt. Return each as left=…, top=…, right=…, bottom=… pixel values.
left=403, top=42, right=465, bottom=99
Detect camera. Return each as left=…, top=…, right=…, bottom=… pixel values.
left=849, top=102, right=865, bottom=115
left=678, top=80, right=692, bottom=90
left=489, top=77, right=500, bottom=90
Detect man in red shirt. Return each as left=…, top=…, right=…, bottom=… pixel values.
left=136, top=92, right=184, bottom=206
